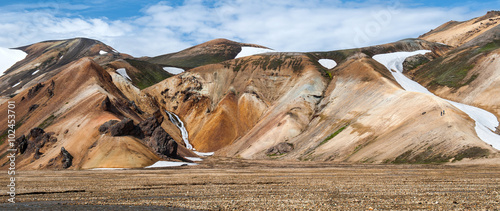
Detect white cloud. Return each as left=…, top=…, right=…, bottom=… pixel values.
left=0, top=1, right=485, bottom=57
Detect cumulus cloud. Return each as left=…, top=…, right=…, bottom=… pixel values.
left=0, top=0, right=487, bottom=56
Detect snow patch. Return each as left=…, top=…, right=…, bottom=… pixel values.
left=145, top=161, right=198, bottom=168
left=90, top=168, right=127, bottom=170
left=116, top=68, right=131, bottom=81
left=193, top=151, right=215, bottom=157
left=373, top=50, right=434, bottom=95
left=12, top=82, right=21, bottom=88
left=0, top=47, right=27, bottom=75
left=163, top=67, right=184, bottom=75
left=373, top=50, right=500, bottom=149
left=165, top=110, right=193, bottom=150
left=235, top=47, right=275, bottom=58
left=318, top=59, right=337, bottom=69
left=186, top=157, right=203, bottom=162
left=32, top=69, right=39, bottom=75
left=164, top=110, right=215, bottom=156
left=99, top=50, right=108, bottom=55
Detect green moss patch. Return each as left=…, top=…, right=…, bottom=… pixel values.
left=453, top=147, right=489, bottom=161
left=124, top=59, right=173, bottom=90
left=38, top=114, right=57, bottom=129
left=319, top=124, right=349, bottom=147
left=392, top=149, right=450, bottom=164
left=392, top=146, right=490, bottom=164
left=478, top=40, right=500, bottom=53
left=415, top=49, right=478, bottom=89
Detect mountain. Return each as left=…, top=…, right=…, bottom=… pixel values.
left=145, top=39, right=494, bottom=163
left=411, top=11, right=500, bottom=127
left=419, top=11, right=500, bottom=47
left=1, top=12, right=500, bottom=170
left=145, top=38, right=272, bottom=70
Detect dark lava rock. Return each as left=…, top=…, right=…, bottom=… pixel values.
left=496, top=127, right=500, bottom=135
left=149, top=127, right=177, bottom=157
left=99, top=120, right=119, bottom=134
left=403, top=54, right=430, bottom=72
left=28, top=127, right=45, bottom=139
left=138, top=117, right=160, bottom=137
left=47, top=80, right=55, bottom=97
left=28, top=104, right=39, bottom=112
left=28, top=128, right=53, bottom=149
left=110, top=118, right=136, bottom=136
left=266, top=142, right=294, bottom=155
left=27, top=83, right=44, bottom=98
left=153, top=110, right=164, bottom=124
left=34, top=147, right=42, bottom=160
left=101, top=96, right=112, bottom=111
left=60, top=147, right=73, bottom=169
left=36, top=134, right=51, bottom=148
left=15, top=135, right=28, bottom=154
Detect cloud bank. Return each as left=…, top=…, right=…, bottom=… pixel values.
left=0, top=0, right=488, bottom=57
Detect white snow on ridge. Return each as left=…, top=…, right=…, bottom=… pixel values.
left=235, top=47, right=275, bottom=59
left=0, top=47, right=27, bottom=75
left=12, top=82, right=21, bottom=88
left=99, top=50, right=108, bottom=55
left=145, top=161, right=198, bottom=168
left=373, top=50, right=500, bottom=149
left=116, top=68, right=131, bottom=81
left=163, top=67, right=184, bottom=75
left=32, top=69, right=39, bottom=75
left=318, top=59, right=337, bottom=69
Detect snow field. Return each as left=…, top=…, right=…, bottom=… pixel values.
left=373, top=50, right=500, bottom=149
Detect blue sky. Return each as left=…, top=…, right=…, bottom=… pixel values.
left=0, top=0, right=498, bottom=56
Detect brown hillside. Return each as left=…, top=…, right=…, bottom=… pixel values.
left=420, top=11, right=500, bottom=47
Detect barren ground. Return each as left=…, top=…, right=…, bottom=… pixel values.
left=1, top=157, right=500, bottom=210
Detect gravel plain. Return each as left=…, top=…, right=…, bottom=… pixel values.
left=1, top=157, right=500, bottom=210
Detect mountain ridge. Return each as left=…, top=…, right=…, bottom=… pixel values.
left=1, top=11, right=500, bottom=169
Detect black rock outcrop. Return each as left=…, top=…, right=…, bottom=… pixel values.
left=60, top=147, right=73, bottom=169
left=110, top=118, right=136, bottom=136
left=28, top=127, right=45, bottom=139
left=28, top=104, right=39, bottom=112
left=149, top=127, right=178, bottom=157
left=27, top=83, right=44, bottom=98
left=98, top=119, right=119, bottom=134
left=138, top=117, right=160, bottom=137
left=101, top=96, right=112, bottom=111
left=266, top=143, right=294, bottom=155
left=98, top=113, right=178, bottom=158
left=15, top=135, right=28, bottom=154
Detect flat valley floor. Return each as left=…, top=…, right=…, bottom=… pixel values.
left=1, top=157, right=500, bottom=210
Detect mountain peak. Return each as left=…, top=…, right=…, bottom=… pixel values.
left=146, top=38, right=270, bottom=69
left=420, top=11, right=500, bottom=47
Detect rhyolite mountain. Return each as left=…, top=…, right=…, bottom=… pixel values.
left=1, top=12, right=500, bottom=170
